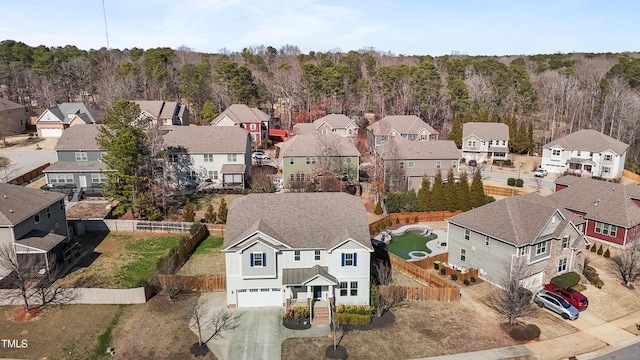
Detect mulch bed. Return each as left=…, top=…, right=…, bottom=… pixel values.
left=283, top=317, right=311, bottom=330
left=13, top=308, right=41, bottom=322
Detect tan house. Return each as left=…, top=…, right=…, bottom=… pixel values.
left=446, top=193, right=587, bottom=290
left=375, top=136, right=459, bottom=191
left=133, top=100, right=190, bottom=127
left=0, top=97, right=27, bottom=135
left=35, top=103, right=100, bottom=138
left=211, top=104, right=270, bottom=146
left=366, top=115, right=438, bottom=153
left=293, top=114, right=359, bottom=141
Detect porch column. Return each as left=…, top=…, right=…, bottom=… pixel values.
left=306, top=285, right=312, bottom=306
left=328, top=284, right=335, bottom=307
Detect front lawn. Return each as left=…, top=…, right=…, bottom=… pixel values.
left=178, top=236, right=225, bottom=276
left=55, top=232, right=188, bottom=288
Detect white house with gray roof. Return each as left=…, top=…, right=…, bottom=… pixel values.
left=293, top=114, right=359, bottom=141
left=446, top=193, right=587, bottom=289
left=462, top=122, right=509, bottom=164
left=541, top=129, right=628, bottom=180
left=375, top=136, right=460, bottom=192
left=162, top=126, right=251, bottom=189
left=223, top=193, right=373, bottom=312
left=35, top=102, right=100, bottom=138
left=0, top=183, right=69, bottom=278
left=366, top=115, right=438, bottom=153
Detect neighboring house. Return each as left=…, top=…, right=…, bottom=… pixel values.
left=0, top=97, right=27, bottom=135
left=43, top=125, right=110, bottom=197
left=162, top=126, right=252, bottom=190
left=366, top=115, right=438, bottom=153
left=223, top=192, right=373, bottom=310
left=35, top=102, right=100, bottom=138
left=211, top=104, right=270, bottom=146
left=293, top=114, right=359, bottom=141
left=280, top=133, right=360, bottom=189
left=374, top=136, right=460, bottom=191
left=0, top=183, right=69, bottom=278
left=550, top=176, right=640, bottom=248
left=446, top=193, right=587, bottom=289
left=540, top=129, right=628, bottom=180
left=461, top=122, right=509, bottom=164
left=133, top=100, right=190, bottom=127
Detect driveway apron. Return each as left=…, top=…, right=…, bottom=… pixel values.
left=228, top=307, right=287, bottom=360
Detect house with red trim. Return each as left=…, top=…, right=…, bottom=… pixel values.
left=211, top=104, right=270, bottom=146
left=550, top=176, right=640, bottom=248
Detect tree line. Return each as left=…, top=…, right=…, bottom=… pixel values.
left=1, top=41, right=640, bottom=169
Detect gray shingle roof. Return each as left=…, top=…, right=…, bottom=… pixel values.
left=37, top=103, right=100, bottom=124
left=463, top=122, right=509, bottom=141
left=375, top=136, right=459, bottom=160
left=314, top=114, right=357, bottom=129
left=134, top=100, right=181, bottom=121
left=367, top=115, right=436, bottom=136
left=44, top=161, right=108, bottom=172
left=15, top=230, right=66, bottom=252
left=163, top=126, right=250, bottom=154
left=280, top=133, right=360, bottom=157
left=292, top=123, right=316, bottom=135
left=54, top=124, right=102, bottom=151
left=447, top=193, right=581, bottom=246
left=220, top=164, right=246, bottom=173
left=0, top=183, right=64, bottom=227
left=211, top=104, right=269, bottom=125
left=0, top=97, right=24, bottom=111
left=543, top=129, right=629, bottom=155
left=551, top=176, right=640, bottom=228
left=223, top=193, right=372, bottom=251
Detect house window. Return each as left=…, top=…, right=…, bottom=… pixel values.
left=59, top=199, right=64, bottom=210
left=314, top=250, right=321, bottom=261
left=489, top=140, right=493, bottom=145
left=468, top=140, right=476, bottom=147
left=34, top=213, right=40, bottom=224
left=168, top=154, right=178, bottom=163
left=464, top=229, right=470, bottom=241
left=305, top=157, right=317, bottom=165
left=452, top=160, right=457, bottom=169
left=399, top=162, right=404, bottom=169
left=46, top=206, right=51, bottom=218
left=562, top=236, right=570, bottom=249
left=604, top=154, right=612, bottom=161
left=436, top=161, right=441, bottom=169
left=339, top=282, right=348, bottom=296
left=460, top=248, right=466, bottom=262
left=595, top=222, right=602, bottom=233
left=49, top=174, right=74, bottom=183
left=558, top=258, right=568, bottom=273
left=294, top=250, right=300, bottom=261
left=289, top=157, right=294, bottom=165
left=75, top=152, right=88, bottom=161
left=250, top=123, right=257, bottom=130
left=346, top=157, right=352, bottom=164
left=350, top=281, right=358, bottom=296
left=421, top=134, right=426, bottom=140
left=227, top=154, right=237, bottom=162
left=408, top=161, right=414, bottom=168
left=535, top=241, right=547, bottom=255
left=610, top=225, right=617, bottom=237
left=212, top=171, right=219, bottom=180
left=342, top=253, right=356, bottom=266
left=204, top=154, right=213, bottom=162
left=250, top=252, right=265, bottom=267
left=603, top=167, right=611, bottom=174
left=519, top=247, right=528, bottom=256
left=552, top=149, right=561, bottom=156
left=188, top=171, right=197, bottom=181
left=485, top=236, right=490, bottom=246
left=91, top=173, right=107, bottom=183
left=577, top=151, right=581, bottom=156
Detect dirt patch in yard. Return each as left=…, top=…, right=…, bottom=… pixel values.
left=66, top=200, right=113, bottom=219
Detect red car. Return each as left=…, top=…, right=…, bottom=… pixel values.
left=543, top=284, right=588, bottom=311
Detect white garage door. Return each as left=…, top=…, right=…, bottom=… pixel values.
left=521, top=271, right=544, bottom=290
left=236, top=288, right=283, bottom=307
left=40, top=128, right=63, bottom=137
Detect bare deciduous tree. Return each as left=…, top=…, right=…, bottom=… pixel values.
left=612, top=244, right=640, bottom=287
left=151, top=260, right=185, bottom=301
left=190, top=296, right=235, bottom=347
left=0, top=244, right=49, bottom=311
left=372, top=261, right=406, bottom=317
left=486, top=258, right=536, bottom=325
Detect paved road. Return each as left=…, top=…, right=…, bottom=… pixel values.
left=594, top=342, right=640, bottom=360
left=0, top=150, right=57, bottom=182
left=481, top=170, right=555, bottom=190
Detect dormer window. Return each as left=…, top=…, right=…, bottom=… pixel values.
left=75, top=152, right=88, bottom=161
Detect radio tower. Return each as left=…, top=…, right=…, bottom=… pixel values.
left=102, top=0, right=110, bottom=49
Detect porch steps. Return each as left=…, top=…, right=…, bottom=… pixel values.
left=313, top=304, right=330, bottom=325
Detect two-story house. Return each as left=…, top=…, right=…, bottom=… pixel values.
left=43, top=125, right=110, bottom=197
left=541, top=129, right=628, bottom=180
left=133, top=100, right=190, bottom=127
left=211, top=104, right=270, bottom=146
left=293, top=114, right=359, bottom=141
left=366, top=115, right=438, bottom=153
left=280, top=133, right=360, bottom=189
left=162, top=126, right=251, bottom=189
left=374, top=136, right=460, bottom=192
left=35, top=102, right=100, bottom=138
left=550, top=176, right=640, bottom=248
left=0, top=183, right=70, bottom=278
left=461, top=122, right=509, bottom=164
left=446, top=193, right=587, bottom=289
left=223, top=192, right=373, bottom=311
left=0, top=97, right=27, bottom=135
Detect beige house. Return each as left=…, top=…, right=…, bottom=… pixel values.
left=446, top=193, right=587, bottom=290
left=462, top=122, right=509, bottom=163
left=375, top=136, right=459, bottom=192
left=293, top=114, right=359, bottom=141
left=0, top=97, right=27, bottom=135
left=366, top=115, right=438, bottom=153
left=133, top=100, right=190, bottom=127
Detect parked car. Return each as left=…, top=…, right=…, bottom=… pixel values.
left=252, top=151, right=270, bottom=160
left=534, top=290, right=580, bottom=320
left=534, top=167, right=548, bottom=177
left=543, top=284, right=588, bottom=311
left=196, top=179, right=222, bottom=192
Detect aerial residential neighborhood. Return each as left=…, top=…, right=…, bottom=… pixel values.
left=2, top=7, right=640, bottom=358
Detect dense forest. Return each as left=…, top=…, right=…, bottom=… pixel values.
left=1, top=40, right=640, bottom=171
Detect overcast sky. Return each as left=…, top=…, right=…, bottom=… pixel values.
left=0, top=0, right=637, bottom=56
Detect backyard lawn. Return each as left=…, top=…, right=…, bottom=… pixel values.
left=191, top=193, right=243, bottom=222
left=55, top=232, right=189, bottom=288
left=178, top=236, right=225, bottom=276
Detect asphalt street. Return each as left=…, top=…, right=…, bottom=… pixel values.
left=0, top=150, right=57, bottom=182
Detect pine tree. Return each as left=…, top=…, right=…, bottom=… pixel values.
left=444, top=169, right=458, bottom=211
left=218, top=198, right=229, bottom=223
left=200, top=100, right=217, bottom=125
left=204, top=204, right=217, bottom=223
left=515, top=120, right=528, bottom=154
left=417, top=177, right=431, bottom=211
left=462, top=108, right=472, bottom=123
left=448, top=112, right=463, bottom=148
left=456, top=172, right=472, bottom=211
left=527, top=121, right=535, bottom=155
left=507, top=113, right=518, bottom=153
left=430, top=171, right=446, bottom=211
left=469, top=169, right=487, bottom=209
left=183, top=198, right=195, bottom=222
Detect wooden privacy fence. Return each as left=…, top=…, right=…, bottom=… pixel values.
left=205, top=224, right=226, bottom=236
left=483, top=184, right=526, bottom=197
left=623, top=169, right=640, bottom=183
left=388, top=253, right=452, bottom=289
left=161, top=224, right=209, bottom=271
left=379, top=285, right=459, bottom=302
left=157, top=274, right=226, bottom=292
left=370, top=211, right=462, bottom=234
left=8, top=162, right=50, bottom=185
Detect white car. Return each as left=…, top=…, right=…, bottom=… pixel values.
left=252, top=151, right=270, bottom=161
left=534, top=167, right=548, bottom=177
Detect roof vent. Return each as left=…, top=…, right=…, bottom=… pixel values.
left=9, top=209, right=13, bottom=213
left=3, top=195, right=6, bottom=199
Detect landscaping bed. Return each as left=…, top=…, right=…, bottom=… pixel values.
left=177, top=236, right=226, bottom=276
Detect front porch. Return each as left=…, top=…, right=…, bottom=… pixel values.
left=283, top=265, right=337, bottom=325
left=567, top=159, right=595, bottom=178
